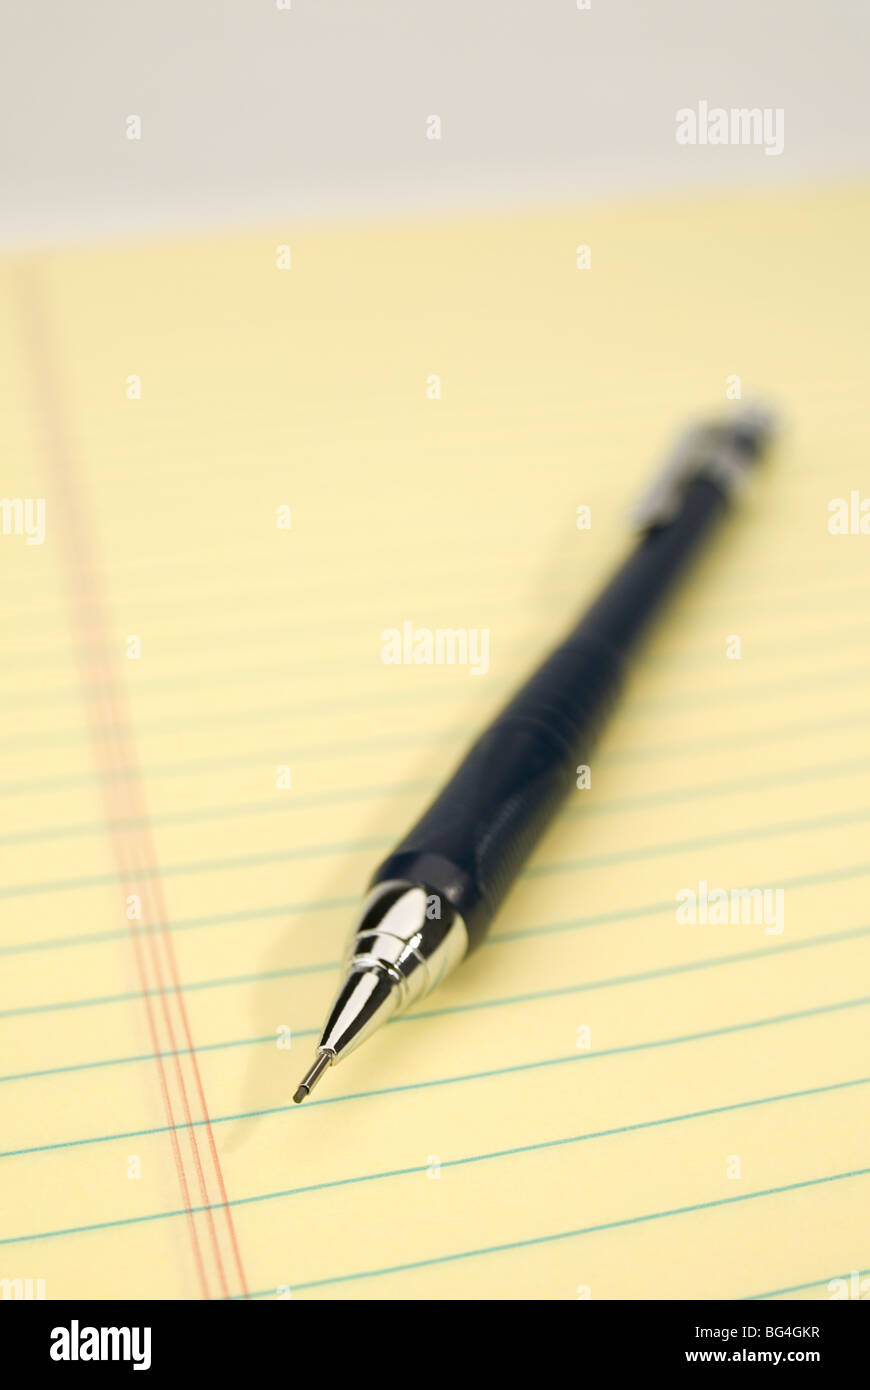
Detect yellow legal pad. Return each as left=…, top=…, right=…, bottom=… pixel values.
left=1, top=185, right=869, bottom=1301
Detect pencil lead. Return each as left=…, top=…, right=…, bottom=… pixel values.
left=292, top=1049, right=333, bottom=1103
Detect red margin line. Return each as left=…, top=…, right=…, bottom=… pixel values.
left=15, top=261, right=250, bottom=1301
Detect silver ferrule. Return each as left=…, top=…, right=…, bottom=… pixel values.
left=631, top=404, right=777, bottom=532
left=345, top=881, right=468, bottom=1009
left=315, top=882, right=468, bottom=1062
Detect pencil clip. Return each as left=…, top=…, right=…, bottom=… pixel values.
left=630, top=406, right=776, bottom=532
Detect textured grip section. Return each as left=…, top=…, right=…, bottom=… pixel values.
left=370, top=474, right=733, bottom=950
left=370, top=632, right=624, bottom=948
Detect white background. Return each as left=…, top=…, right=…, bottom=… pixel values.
left=1, top=0, right=867, bottom=245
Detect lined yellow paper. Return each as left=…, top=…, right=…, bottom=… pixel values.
left=2, top=184, right=870, bottom=1301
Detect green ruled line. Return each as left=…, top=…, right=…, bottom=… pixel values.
left=2, top=922, right=868, bottom=1084
left=1, top=1077, right=868, bottom=1250
left=238, top=1166, right=870, bottom=1297
left=2, top=798, right=870, bottom=905
left=1, top=994, right=867, bottom=1161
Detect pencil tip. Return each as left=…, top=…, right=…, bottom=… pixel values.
left=292, top=1049, right=333, bottom=1105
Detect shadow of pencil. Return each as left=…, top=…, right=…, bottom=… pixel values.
left=218, top=874, right=352, bottom=1153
